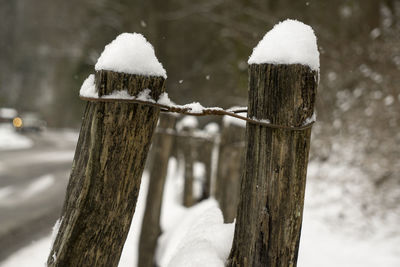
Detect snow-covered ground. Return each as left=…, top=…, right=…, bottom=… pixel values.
left=0, top=124, right=33, bottom=151
left=0, top=174, right=55, bottom=207
left=1, top=156, right=399, bottom=267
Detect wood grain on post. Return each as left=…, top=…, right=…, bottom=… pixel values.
left=47, top=70, right=165, bottom=267
left=216, top=121, right=245, bottom=223
left=227, top=64, right=317, bottom=267
left=138, top=113, right=177, bottom=267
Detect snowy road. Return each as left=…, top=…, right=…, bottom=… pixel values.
left=0, top=129, right=77, bottom=261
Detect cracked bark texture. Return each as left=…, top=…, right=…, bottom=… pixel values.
left=138, top=113, right=177, bottom=267
left=47, top=70, right=165, bottom=267
left=227, top=64, right=317, bottom=267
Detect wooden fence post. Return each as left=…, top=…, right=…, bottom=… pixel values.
left=227, top=63, right=317, bottom=266
left=47, top=70, right=165, bottom=266
left=138, top=113, right=177, bottom=267
left=197, top=139, right=213, bottom=201
left=176, top=116, right=198, bottom=207
left=197, top=122, right=219, bottom=202
left=182, top=133, right=196, bottom=207
left=215, top=119, right=245, bottom=223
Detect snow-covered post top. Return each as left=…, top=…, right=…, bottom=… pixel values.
left=176, top=116, right=199, bottom=132
left=228, top=19, right=319, bottom=267
left=80, top=33, right=166, bottom=98
left=248, top=19, right=320, bottom=73
left=95, top=33, right=167, bottom=78
left=246, top=19, right=319, bottom=126
left=204, top=122, right=220, bottom=135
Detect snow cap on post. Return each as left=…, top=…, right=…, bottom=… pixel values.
left=95, top=33, right=167, bottom=78
left=248, top=19, right=320, bottom=72
left=176, top=116, right=199, bottom=132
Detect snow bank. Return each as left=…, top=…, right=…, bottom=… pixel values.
left=118, top=172, right=150, bottom=266
left=0, top=174, right=56, bottom=208
left=166, top=240, right=224, bottom=267
left=298, top=191, right=400, bottom=267
left=0, top=123, right=33, bottom=151
left=95, top=33, right=167, bottom=78
left=248, top=19, right=320, bottom=71
left=2, top=155, right=400, bottom=267
left=0, top=186, right=15, bottom=200
left=0, top=237, right=52, bottom=267
left=156, top=199, right=235, bottom=267
left=0, top=108, right=17, bottom=119
left=23, top=174, right=55, bottom=199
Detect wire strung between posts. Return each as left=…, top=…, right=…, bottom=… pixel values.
left=80, top=96, right=314, bottom=131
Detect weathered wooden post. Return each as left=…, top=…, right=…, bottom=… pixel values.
left=176, top=116, right=198, bottom=207
left=227, top=20, right=319, bottom=267
left=216, top=117, right=245, bottom=223
left=182, top=134, right=195, bottom=207
left=198, top=122, right=219, bottom=201
left=47, top=33, right=167, bottom=266
left=197, top=140, right=212, bottom=201
left=138, top=113, right=177, bottom=267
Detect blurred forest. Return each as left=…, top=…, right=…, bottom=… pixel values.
left=0, top=0, right=399, bottom=227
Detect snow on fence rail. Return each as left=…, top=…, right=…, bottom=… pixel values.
left=80, top=83, right=316, bottom=131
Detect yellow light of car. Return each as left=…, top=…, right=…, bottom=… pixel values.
left=13, top=117, right=23, bottom=128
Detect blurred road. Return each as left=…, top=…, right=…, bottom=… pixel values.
left=0, top=129, right=77, bottom=261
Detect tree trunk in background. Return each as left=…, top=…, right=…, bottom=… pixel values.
left=216, top=122, right=245, bottom=223
left=47, top=70, right=165, bottom=267
left=138, top=113, right=177, bottom=267
left=228, top=64, right=317, bottom=267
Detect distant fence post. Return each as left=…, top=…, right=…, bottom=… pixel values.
left=138, top=113, right=177, bottom=267
left=197, top=122, right=219, bottom=201
left=176, top=117, right=198, bottom=207
left=216, top=119, right=245, bottom=223
left=182, top=132, right=195, bottom=207
left=228, top=63, right=317, bottom=266
left=198, top=139, right=213, bottom=201
left=47, top=70, right=165, bottom=266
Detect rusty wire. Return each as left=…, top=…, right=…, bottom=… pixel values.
left=80, top=96, right=314, bottom=131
